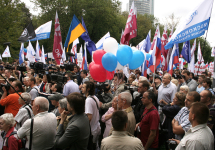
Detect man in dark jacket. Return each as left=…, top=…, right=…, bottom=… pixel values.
left=54, top=92, right=90, bottom=150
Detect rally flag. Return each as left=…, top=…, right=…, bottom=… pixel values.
left=211, top=47, right=215, bottom=57
left=173, top=44, right=179, bottom=65
left=120, top=1, right=137, bottom=45
left=41, top=46, right=46, bottom=64
left=81, top=17, right=96, bottom=55
left=150, top=25, right=160, bottom=51
left=64, top=15, right=86, bottom=52
left=181, top=41, right=191, bottom=63
left=30, top=21, right=52, bottom=41
left=78, top=45, right=83, bottom=69
left=18, top=22, right=36, bottom=42
left=96, top=32, right=110, bottom=49
left=148, top=37, right=162, bottom=73
left=71, top=38, right=79, bottom=63
left=53, top=11, right=63, bottom=65
left=188, top=39, right=197, bottom=73
left=206, top=62, right=208, bottom=69
left=62, top=47, right=66, bottom=62
left=167, top=44, right=179, bottom=75
left=136, top=39, right=145, bottom=51
left=2, top=46, right=11, bottom=58
left=161, top=25, right=168, bottom=58
left=141, top=55, right=148, bottom=77
left=35, top=40, right=41, bottom=62
left=197, top=42, right=204, bottom=64
left=145, top=30, right=151, bottom=53
left=19, top=43, right=24, bottom=64
left=81, top=43, right=88, bottom=70
left=165, top=0, right=213, bottom=49
left=26, top=41, right=36, bottom=62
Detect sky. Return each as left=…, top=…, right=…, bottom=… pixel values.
left=24, top=0, right=215, bottom=47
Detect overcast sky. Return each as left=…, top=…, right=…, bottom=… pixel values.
left=24, top=0, right=215, bottom=47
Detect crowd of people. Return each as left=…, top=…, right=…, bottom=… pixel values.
left=0, top=60, right=214, bottom=150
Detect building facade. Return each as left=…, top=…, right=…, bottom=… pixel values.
left=129, top=0, right=154, bottom=15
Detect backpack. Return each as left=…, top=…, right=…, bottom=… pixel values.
left=5, top=131, right=23, bottom=149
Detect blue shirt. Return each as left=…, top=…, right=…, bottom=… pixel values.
left=63, top=80, right=80, bottom=96
left=196, top=86, right=205, bottom=94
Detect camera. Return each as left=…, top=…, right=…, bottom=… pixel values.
left=50, top=73, right=67, bottom=84
left=124, top=84, right=138, bottom=91
left=0, top=83, right=10, bottom=91
left=30, top=62, right=44, bottom=71
left=5, top=65, right=14, bottom=70
left=17, top=65, right=26, bottom=72
left=64, top=62, right=75, bottom=71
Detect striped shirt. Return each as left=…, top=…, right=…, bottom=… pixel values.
left=174, top=107, right=191, bottom=140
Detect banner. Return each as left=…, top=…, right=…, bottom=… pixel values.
left=18, top=22, right=36, bottom=42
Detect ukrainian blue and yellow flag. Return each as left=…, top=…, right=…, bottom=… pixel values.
left=64, top=15, right=85, bottom=52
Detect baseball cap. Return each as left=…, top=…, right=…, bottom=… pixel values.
left=48, top=93, right=64, bottom=101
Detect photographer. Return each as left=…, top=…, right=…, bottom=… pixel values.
left=0, top=80, right=23, bottom=116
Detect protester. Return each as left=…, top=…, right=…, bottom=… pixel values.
left=172, top=91, right=200, bottom=140
left=101, top=111, right=144, bottom=150
left=196, top=75, right=206, bottom=93
left=177, top=75, right=186, bottom=92
left=0, top=113, right=22, bottom=150
left=48, top=93, right=64, bottom=117
left=54, top=92, right=90, bottom=149
left=28, top=77, right=39, bottom=104
left=63, top=72, right=80, bottom=96
left=116, top=92, right=136, bottom=135
left=101, top=96, right=117, bottom=138
left=0, top=81, right=23, bottom=116
left=17, top=97, right=57, bottom=149
left=39, top=74, right=50, bottom=93
left=136, top=90, right=160, bottom=150
left=181, top=70, right=198, bottom=91
left=15, top=92, right=33, bottom=130
left=23, top=77, right=31, bottom=92
left=171, top=102, right=214, bottom=150
left=179, top=85, right=189, bottom=95
left=82, top=81, right=101, bottom=149
left=202, top=78, right=214, bottom=95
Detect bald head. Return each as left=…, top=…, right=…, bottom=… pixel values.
left=34, top=97, right=49, bottom=111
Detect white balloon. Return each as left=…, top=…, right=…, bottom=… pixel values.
left=131, top=46, right=138, bottom=51
left=103, top=37, right=118, bottom=55
left=116, top=62, right=124, bottom=70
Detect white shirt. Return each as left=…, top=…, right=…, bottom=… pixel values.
left=176, top=124, right=214, bottom=150
left=29, top=86, right=39, bottom=100
left=63, top=80, right=80, bottom=96
left=85, top=96, right=101, bottom=136
left=17, top=111, right=57, bottom=150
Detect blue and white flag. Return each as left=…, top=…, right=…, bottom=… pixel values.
left=19, top=43, right=24, bottom=64
left=30, top=21, right=52, bottom=41
left=26, top=41, right=36, bottom=62
left=165, top=0, right=214, bottom=49
left=181, top=41, right=191, bottom=63
left=95, top=32, right=110, bottom=50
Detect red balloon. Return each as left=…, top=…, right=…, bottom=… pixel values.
left=90, top=64, right=107, bottom=82
left=89, top=62, right=95, bottom=70
left=106, top=71, right=114, bottom=80
left=93, top=50, right=106, bottom=64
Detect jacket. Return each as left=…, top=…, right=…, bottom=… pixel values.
left=55, top=113, right=90, bottom=150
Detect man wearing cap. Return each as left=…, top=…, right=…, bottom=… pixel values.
left=48, top=93, right=64, bottom=117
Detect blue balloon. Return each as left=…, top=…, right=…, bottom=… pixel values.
left=129, top=51, right=145, bottom=70
left=116, top=45, right=133, bottom=66
left=146, top=53, right=151, bottom=61
left=102, top=53, right=117, bottom=72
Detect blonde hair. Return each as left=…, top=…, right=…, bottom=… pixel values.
left=180, top=85, right=189, bottom=93
left=171, top=79, right=179, bottom=87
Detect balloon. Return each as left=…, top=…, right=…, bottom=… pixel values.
left=131, top=46, right=138, bottom=51
left=106, top=71, right=114, bottom=80
left=128, top=51, right=145, bottom=70
left=116, top=62, right=124, bottom=70
left=93, top=50, right=106, bottom=64
left=145, top=53, right=151, bottom=61
left=89, top=62, right=95, bottom=70
left=102, top=53, right=117, bottom=72
left=103, top=37, right=118, bottom=55
left=116, top=45, right=133, bottom=66
left=90, top=64, right=107, bottom=82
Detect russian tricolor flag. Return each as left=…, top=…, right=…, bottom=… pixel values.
left=148, top=37, right=161, bottom=73
left=81, top=44, right=88, bottom=70
left=167, top=44, right=179, bottom=75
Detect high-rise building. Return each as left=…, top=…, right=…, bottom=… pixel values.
left=129, top=0, right=154, bottom=15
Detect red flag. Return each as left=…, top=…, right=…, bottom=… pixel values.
left=161, top=25, right=168, bottom=58
left=53, top=11, right=63, bottom=65
left=120, top=1, right=137, bottom=45
left=150, top=25, right=160, bottom=50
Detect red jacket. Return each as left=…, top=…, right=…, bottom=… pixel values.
left=2, top=127, right=22, bottom=150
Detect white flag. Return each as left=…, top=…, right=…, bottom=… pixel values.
left=35, top=40, right=41, bottom=61
left=26, top=41, right=36, bottom=62
left=211, top=47, right=215, bottom=57
left=41, top=45, right=46, bottom=64
left=62, top=47, right=66, bottom=62
left=165, top=0, right=213, bottom=49
left=197, top=42, right=204, bottom=63
left=95, top=32, right=110, bottom=49
left=188, top=39, right=197, bottom=73
left=2, top=46, right=11, bottom=58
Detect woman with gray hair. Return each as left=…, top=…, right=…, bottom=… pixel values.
left=57, top=98, right=72, bottom=130
left=14, top=92, right=34, bottom=130
left=0, top=113, right=22, bottom=150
